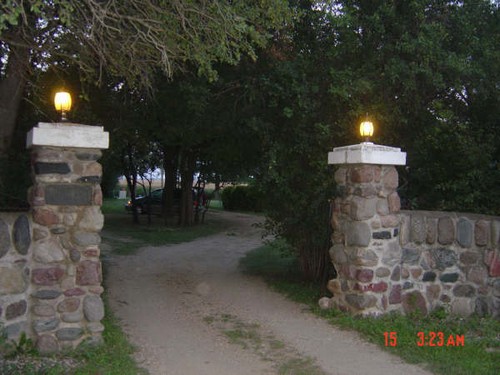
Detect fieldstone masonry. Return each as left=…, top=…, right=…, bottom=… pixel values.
left=0, top=122, right=108, bottom=354
left=324, top=143, right=500, bottom=318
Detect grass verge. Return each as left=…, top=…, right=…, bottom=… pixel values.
left=239, top=243, right=500, bottom=375
left=70, top=294, right=147, bottom=375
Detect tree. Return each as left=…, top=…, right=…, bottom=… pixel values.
left=333, top=0, right=500, bottom=213
left=229, top=0, right=499, bottom=284
left=237, top=0, right=342, bottom=283
left=0, top=0, right=291, bottom=155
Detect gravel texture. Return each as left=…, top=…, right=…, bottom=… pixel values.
left=105, top=210, right=433, bottom=375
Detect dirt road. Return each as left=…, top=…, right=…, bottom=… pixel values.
left=104, top=210, right=432, bottom=375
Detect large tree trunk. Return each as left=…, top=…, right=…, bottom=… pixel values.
left=178, top=150, right=195, bottom=227
left=162, top=145, right=179, bottom=226
left=0, top=41, right=30, bottom=155
left=123, top=142, right=140, bottom=224
left=298, top=244, right=334, bottom=286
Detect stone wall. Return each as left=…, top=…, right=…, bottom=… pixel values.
left=0, top=213, right=32, bottom=341
left=0, top=145, right=106, bottom=354
left=324, top=163, right=500, bottom=318
left=396, top=211, right=500, bottom=317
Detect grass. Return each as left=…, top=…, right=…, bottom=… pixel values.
left=102, top=198, right=129, bottom=214
left=71, top=294, right=147, bottom=375
left=278, top=358, right=324, bottom=375
left=102, top=198, right=229, bottom=255
left=203, top=313, right=326, bottom=375
left=239, top=242, right=500, bottom=375
left=239, top=239, right=300, bottom=279
left=102, top=196, right=224, bottom=212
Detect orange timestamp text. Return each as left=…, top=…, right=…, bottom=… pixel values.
left=384, top=331, right=465, bottom=347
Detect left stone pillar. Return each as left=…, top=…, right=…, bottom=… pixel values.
left=26, top=122, right=109, bottom=353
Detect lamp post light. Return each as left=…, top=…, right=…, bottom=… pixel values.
left=54, top=91, right=72, bottom=122
left=328, top=115, right=405, bottom=165
left=359, top=119, right=374, bottom=143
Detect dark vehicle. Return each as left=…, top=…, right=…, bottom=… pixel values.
left=125, top=188, right=179, bottom=215
left=126, top=188, right=207, bottom=215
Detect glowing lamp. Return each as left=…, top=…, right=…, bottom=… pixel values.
left=359, top=120, right=374, bottom=142
left=54, top=91, right=72, bottom=121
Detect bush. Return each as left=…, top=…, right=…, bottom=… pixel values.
left=221, top=185, right=263, bottom=212
left=0, top=153, right=31, bottom=210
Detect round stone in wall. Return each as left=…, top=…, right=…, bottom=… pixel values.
left=33, top=318, right=60, bottom=333
left=0, top=218, right=11, bottom=258
left=13, top=215, right=31, bottom=255
left=432, top=248, right=457, bottom=270
left=56, top=328, right=83, bottom=341
left=6, top=300, right=27, bottom=320
left=36, top=334, right=60, bottom=354
left=83, top=295, right=105, bottom=322
left=0, top=266, right=27, bottom=295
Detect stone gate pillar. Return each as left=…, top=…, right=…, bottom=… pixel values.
left=325, top=143, right=406, bottom=315
left=26, top=122, right=109, bottom=352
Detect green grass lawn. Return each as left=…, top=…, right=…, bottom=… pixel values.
left=102, top=198, right=229, bottom=255
left=239, top=243, right=500, bottom=375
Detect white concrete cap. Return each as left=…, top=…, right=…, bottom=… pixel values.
left=328, top=142, right=406, bottom=165
left=27, top=122, right=109, bottom=150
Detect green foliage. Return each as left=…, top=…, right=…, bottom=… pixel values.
left=0, top=324, right=10, bottom=356
left=0, top=0, right=291, bottom=88
left=0, top=153, right=31, bottom=210
left=328, top=0, right=500, bottom=214
left=0, top=328, right=37, bottom=361
left=407, top=121, right=500, bottom=214
left=221, top=185, right=264, bottom=212
left=235, top=0, right=500, bottom=284
left=247, top=3, right=341, bottom=282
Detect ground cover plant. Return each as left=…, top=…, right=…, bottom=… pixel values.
left=240, top=242, right=500, bottom=375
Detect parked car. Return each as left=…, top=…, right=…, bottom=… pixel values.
left=125, top=188, right=207, bottom=215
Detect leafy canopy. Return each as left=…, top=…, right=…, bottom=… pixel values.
left=0, top=0, right=291, bottom=86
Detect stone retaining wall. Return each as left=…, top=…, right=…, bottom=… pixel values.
left=0, top=145, right=105, bottom=353
left=0, top=212, right=32, bottom=341
left=325, top=163, right=500, bottom=318
left=396, top=211, right=500, bottom=317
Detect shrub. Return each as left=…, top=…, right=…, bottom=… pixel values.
left=221, top=185, right=263, bottom=212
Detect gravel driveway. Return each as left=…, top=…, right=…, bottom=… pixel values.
left=104, top=210, right=432, bottom=375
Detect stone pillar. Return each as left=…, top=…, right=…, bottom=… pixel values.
left=324, top=143, right=406, bottom=315
left=26, top=122, right=109, bottom=353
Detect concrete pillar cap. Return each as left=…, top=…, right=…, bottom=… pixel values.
left=27, top=122, right=109, bottom=150
left=328, top=142, right=406, bottom=166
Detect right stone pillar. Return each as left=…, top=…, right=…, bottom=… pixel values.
left=326, top=143, right=407, bottom=315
